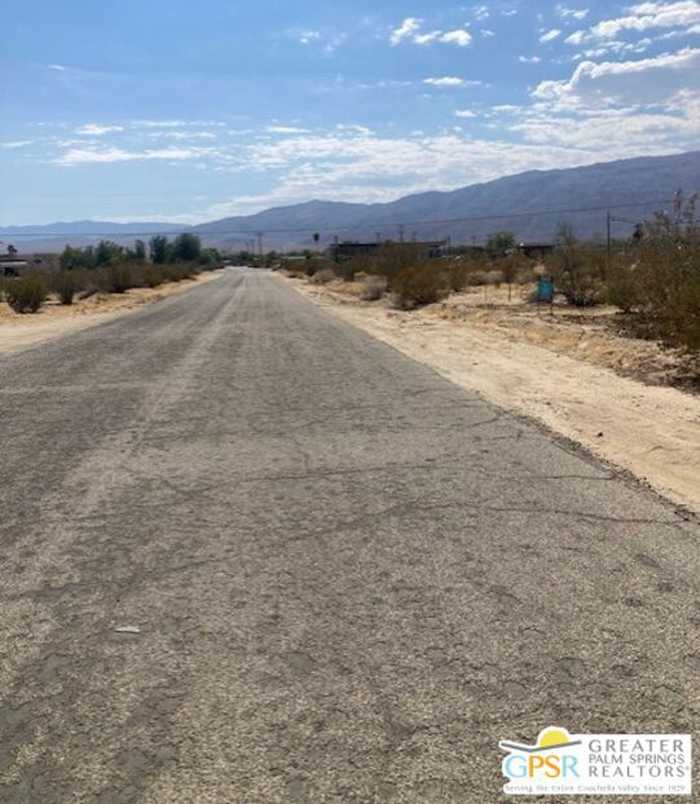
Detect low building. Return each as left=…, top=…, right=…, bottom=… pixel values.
left=0, top=257, right=29, bottom=277
left=517, top=242, right=555, bottom=259
left=0, top=254, right=48, bottom=276
left=328, top=240, right=447, bottom=261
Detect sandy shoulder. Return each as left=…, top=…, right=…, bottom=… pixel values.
left=287, top=276, right=700, bottom=514
left=0, top=270, right=223, bottom=355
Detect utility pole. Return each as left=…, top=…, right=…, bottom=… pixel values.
left=256, top=232, right=264, bottom=261
left=398, top=224, right=405, bottom=243
left=606, top=211, right=612, bottom=259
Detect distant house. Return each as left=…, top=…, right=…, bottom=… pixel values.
left=328, top=240, right=447, bottom=260
left=0, top=253, right=47, bottom=276
left=0, top=257, right=29, bottom=277
left=517, top=242, right=555, bottom=259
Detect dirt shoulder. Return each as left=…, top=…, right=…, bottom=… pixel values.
left=286, top=274, right=700, bottom=514
left=0, top=270, right=224, bottom=355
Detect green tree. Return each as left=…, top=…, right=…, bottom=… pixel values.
left=199, top=247, right=221, bottom=266
left=486, top=231, right=516, bottom=256
left=95, top=240, right=124, bottom=266
left=171, top=233, right=201, bottom=262
left=60, top=246, right=82, bottom=271
left=127, top=239, right=146, bottom=261
left=149, top=235, right=169, bottom=264
left=555, top=221, right=577, bottom=247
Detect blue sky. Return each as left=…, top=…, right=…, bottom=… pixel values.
left=2, top=1, right=699, bottom=224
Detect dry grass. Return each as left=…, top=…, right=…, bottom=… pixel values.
left=299, top=275, right=699, bottom=391
left=0, top=270, right=224, bottom=354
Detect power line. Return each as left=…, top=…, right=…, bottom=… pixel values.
left=1, top=197, right=674, bottom=239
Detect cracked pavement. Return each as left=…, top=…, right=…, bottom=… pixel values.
left=1, top=268, right=698, bottom=803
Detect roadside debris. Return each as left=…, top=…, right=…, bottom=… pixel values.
left=115, top=626, right=141, bottom=634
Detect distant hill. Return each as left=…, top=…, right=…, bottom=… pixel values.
left=4, top=151, right=700, bottom=252
left=0, top=221, right=187, bottom=253
left=192, top=151, right=700, bottom=249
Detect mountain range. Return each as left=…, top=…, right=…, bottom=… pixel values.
left=3, top=151, right=700, bottom=253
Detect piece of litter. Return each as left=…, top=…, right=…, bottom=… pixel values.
left=115, top=626, right=141, bottom=634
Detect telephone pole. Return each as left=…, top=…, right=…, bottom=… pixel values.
left=256, top=232, right=264, bottom=260
left=398, top=224, right=405, bottom=243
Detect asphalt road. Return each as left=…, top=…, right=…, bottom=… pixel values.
left=1, top=268, right=698, bottom=803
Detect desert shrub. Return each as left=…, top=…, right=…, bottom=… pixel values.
left=467, top=270, right=490, bottom=286
left=163, top=263, right=194, bottom=283
left=310, top=268, right=335, bottom=284
left=501, top=253, right=531, bottom=299
left=5, top=274, right=47, bottom=313
left=389, top=262, right=449, bottom=309
left=606, top=258, right=644, bottom=313
left=301, top=259, right=318, bottom=277
left=102, top=262, right=133, bottom=294
left=445, top=260, right=470, bottom=292
left=366, top=245, right=422, bottom=283
left=664, top=271, right=700, bottom=350
left=334, top=259, right=360, bottom=282
left=51, top=270, right=83, bottom=305
left=360, top=275, right=388, bottom=301
left=302, top=258, right=328, bottom=278
left=282, top=262, right=306, bottom=277
left=547, top=244, right=605, bottom=307
left=144, top=266, right=165, bottom=288
left=630, top=218, right=700, bottom=351
left=485, top=269, right=504, bottom=287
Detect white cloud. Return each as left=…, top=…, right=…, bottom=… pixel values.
left=390, top=17, right=422, bottom=45
left=1, top=140, right=34, bottom=149
left=567, top=1, right=700, bottom=44
left=473, top=5, right=490, bottom=21
left=54, top=146, right=215, bottom=166
left=540, top=29, right=563, bottom=42
left=533, top=45, right=700, bottom=105
left=336, top=124, right=373, bottom=134
left=575, top=37, right=654, bottom=59
left=323, top=32, right=348, bottom=54
left=519, top=55, right=543, bottom=62
left=414, top=30, right=444, bottom=45
left=481, top=29, right=496, bottom=37
left=455, top=109, right=478, bottom=117
left=75, top=124, right=125, bottom=136
left=423, top=76, right=482, bottom=87
left=390, top=18, right=472, bottom=46
left=48, top=64, right=66, bottom=71
left=440, top=29, right=473, bottom=46
left=132, top=119, right=226, bottom=129
left=196, top=128, right=631, bottom=219
left=148, top=131, right=218, bottom=141
left=298, top=30, right=321, bottom=44
left=557, top=6, right=590, bottom=20
left=658, top=21, right=700, bottom=35
left=266, top=125, right=311, bottom=134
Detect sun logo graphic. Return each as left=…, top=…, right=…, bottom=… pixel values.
left=500, top=726, right=583, bottom=793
